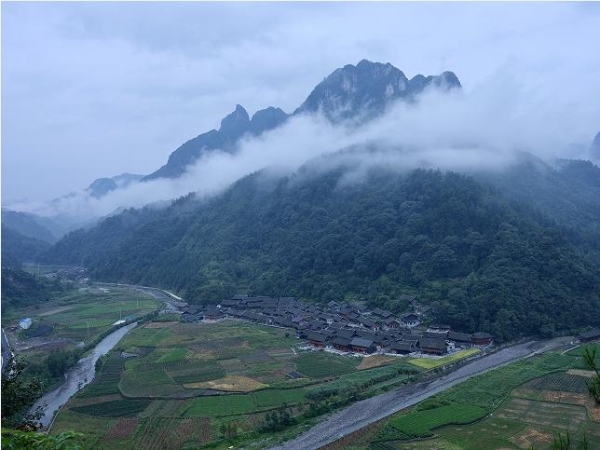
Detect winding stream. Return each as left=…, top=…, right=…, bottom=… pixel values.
left=31, top=322, right=137, bottom=430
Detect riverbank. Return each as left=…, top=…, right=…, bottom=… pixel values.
left=31, top=322, right=138, bottom=430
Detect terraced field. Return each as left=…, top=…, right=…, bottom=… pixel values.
left=51, top=319, right=419, bottom=449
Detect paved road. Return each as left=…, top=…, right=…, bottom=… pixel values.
left=270, top=337, right=571, bottom=450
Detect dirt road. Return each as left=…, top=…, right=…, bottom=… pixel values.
left=269, top=337, right=572, bottom=450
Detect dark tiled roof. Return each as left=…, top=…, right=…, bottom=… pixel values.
left=331, top=336, right=353, bottom=347
left=579, top=329, right=600, bottom=340
left=472, top=332, right=493, bottom=339
left=350, top=337, right=374, bottom=348
left=336, top=329, right=356, bottom=339
left=448, top=332, right=472, bottom=342
left=420, top=338, right=447, bottom=351
left=306, top=332, right=327, bottom=343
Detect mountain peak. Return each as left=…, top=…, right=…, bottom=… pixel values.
left=295, top=60, right=460, bottom=122
left=219, top=105, right=250, bottom=142
left=591, top=131, right=600, bottom=160
left=145, top=60, right=461, bottom=180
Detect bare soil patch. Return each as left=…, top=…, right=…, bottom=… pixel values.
left=102, top=417, right=138, bottom=440
left=358, top=355, right=395, bottom=370
left=567, top=369, right=595, bottom=378
left=38, top=305, right=74, bottom=317
left=511, top=426, right=553, bottom=449
left=588, top=402, right=600, bottom=421
left=541, top=390, right=588, bottom=405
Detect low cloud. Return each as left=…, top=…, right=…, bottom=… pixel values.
left=7, top=72, right=600, bottom=224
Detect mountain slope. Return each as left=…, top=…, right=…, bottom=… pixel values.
left=86, top=173, right=143, bottom=198
left=1, top=225, right=52, bottom=265
left=481, top=157, right=600, bottom=264
left=143, top=105, right=289, bottom=180
left=1, top=210, right=56, bottom=243
left=43, top=164, right=600, bottom=341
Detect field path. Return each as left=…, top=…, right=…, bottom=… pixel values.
left=269, top=337, right=571, bottom=450
left=38, top=305, right=75, bottom=317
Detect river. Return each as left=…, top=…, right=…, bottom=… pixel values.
left=30, top=322, right=138, bottom=430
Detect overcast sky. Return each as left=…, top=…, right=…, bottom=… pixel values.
left=2, top=1, right=600, bottom=205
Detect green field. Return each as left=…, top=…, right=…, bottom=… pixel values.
left=334, top=344, right=600, bottom=450
left=296, top=352, right=359, bottom=377
left=6, top=286, right=161, bottom=344
left=387, top=403, right=487, bottom=438
left=51, top=319, right=420, bottom=449
left=4, top=285, right=161, bottom=396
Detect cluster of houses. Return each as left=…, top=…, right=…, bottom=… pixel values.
left=180, top=295, right=493, bottom=357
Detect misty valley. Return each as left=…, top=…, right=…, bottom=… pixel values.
left=2, top=7, right=600, bottom=449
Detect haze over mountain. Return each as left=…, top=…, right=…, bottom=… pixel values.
left=34, top=59, right=600, bottom=341
left=4, top=2, right=599, bottom=207
left=86, top=173, right=143, bottom=198
left=144, top=61, right=460, bottom=181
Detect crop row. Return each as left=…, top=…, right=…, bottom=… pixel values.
left=71, top=398, right=152, bottom=417
left=386, top=404, right=487, bottom=438
left=527, top=372, right=588, bottom=394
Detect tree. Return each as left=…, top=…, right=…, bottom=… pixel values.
left=1, top=429, right=82, bottom=450
left=1, top=356, right=44, bottom=428
left=581, top=346, right=600, bottom=404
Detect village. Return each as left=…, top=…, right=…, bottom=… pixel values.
left=179, top=295, right=494, bottom=359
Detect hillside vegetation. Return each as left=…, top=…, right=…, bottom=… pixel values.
left=43, top=164, right=600, bottom=341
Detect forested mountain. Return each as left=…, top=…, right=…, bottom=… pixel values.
left=1, top=210, right=56, bottom=243
left=1, top=225, right=51, bottom=265
left=481, top=157, right=600, bottom=264
left=0, top=267, right=65, bottom=315
left=43, top=160, right=600, bottom=341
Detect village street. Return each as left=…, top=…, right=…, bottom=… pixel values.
left=269, top=337, right=573, bottom=450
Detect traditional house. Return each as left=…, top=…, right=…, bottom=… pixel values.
left=578, top=329, right=600, bottom=342
left=204, top=305, right=223, bottom=320
left=389, top=340, right=418, bottom=355
left=306, top=332, right=327, bottom=349
left=401, top=313, right=421, bottom=328
left=272, top=317, right=295, bottom=329
left=181, top=307, right=203, bottom=323
left=349, top=337, right=376, bottom=354
left=327, top=300, right=341, bottom=311
left=374, top=309, right=394, bottom=320
left=335, top=328, right=356, bottom=340
left=357, top=316, right=378, bottom=331
left=471, top=332, right=493, bottom=346
left=448, top=331, right=472, bottom=346
left=419, top=338, right=447, bottom=355
left=384, top=317, right=401, bottom=329
left=330, top=336, right=353, bottom=352
left=221, top=299, right=242, bottom=309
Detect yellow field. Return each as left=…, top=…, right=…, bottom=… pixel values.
left=183, top=375, right=267, bottom=392
left=407, top=348, right=481, bottom=369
